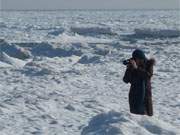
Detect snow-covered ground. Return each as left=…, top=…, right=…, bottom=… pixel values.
left=0, top=10, right=180, bottom=135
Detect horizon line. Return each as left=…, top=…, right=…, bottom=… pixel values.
left=0, top=8, right=179, bottom=11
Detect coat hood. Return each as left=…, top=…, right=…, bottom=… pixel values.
left=146, top=58, right=156, bottom=67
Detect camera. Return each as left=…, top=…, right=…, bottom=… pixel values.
left=122, top=58, right=133, bottom=65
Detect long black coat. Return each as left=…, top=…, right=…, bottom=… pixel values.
left=123, top=59, right=155, bottom=116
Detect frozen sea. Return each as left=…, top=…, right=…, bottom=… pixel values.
left=0, top=10, right=180, bottom=135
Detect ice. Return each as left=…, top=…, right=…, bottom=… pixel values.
left=47, top=28, right=65, bottom=36
left=65, top=104, right=76, bottom=111
left=0, top=22, right=7, bottom=28
left=0, top=52, right=27, bottom=68
left=52, top=33, right=113, bottom=44
left=71, top=26, right=116, bottom=36
left=0, top=61, right=12, bottom=68
left=0, top=39, right=31, bottom=59
left=134, top=28, right=180, bottom=38
left=8, top=41, right=83, bottom=58
left=0, top=10, right=180, bottom=135
left=78, top=54, right=101, bottom=64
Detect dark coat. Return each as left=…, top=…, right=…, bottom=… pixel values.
left=123, top=59, right=155, bottom=116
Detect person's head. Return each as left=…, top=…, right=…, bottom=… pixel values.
left=132, top=49, right=146, bottom=66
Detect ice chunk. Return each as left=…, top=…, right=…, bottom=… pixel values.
left=0, top=52, right=27, bottom=68
left=78, top=54, right=101, bottom=64
left=134, top=28, right=180, bottom=38
left=71, top=26, right=115, bottom=35
left=48, top=28, right=65, bottom=36
left=0, top=39, right=31, bottom=59
left=52, top=33, right=112, bottom=44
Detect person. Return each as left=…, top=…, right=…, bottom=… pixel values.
left=123, top=49, right=155, bottom=116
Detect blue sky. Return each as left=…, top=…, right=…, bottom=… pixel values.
left=1, top=0, right=180, bottom=10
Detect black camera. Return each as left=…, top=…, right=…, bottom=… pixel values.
left=122, top=58, right=133, bottom=65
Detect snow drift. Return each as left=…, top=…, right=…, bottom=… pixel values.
left=81, top=111, right=180, bottom=135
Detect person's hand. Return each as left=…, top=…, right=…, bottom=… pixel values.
left=129, top=59, right=138, bottom=69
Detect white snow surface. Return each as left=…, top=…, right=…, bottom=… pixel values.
left=0, top=10, right=180, bottom=135
left=71, top=26, right=115, bottom=35
left=134, top=28, right=180, bottom=38
left=0, top=52, right=27, bottom=68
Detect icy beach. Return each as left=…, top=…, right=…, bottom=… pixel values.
left=0, top=10, right=180, bottom=135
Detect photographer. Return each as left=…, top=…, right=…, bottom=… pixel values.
left=123, top=49, right=155, bottom=116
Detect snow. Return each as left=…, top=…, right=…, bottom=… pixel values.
left=134, top=28, right=180, bottom=38
left=71, top=26, right=116, bottom=36
left=52, top=33, right=113, bottom=44
left=0, top=10, right=180, bottom=135
left=78, top=54, right=101, bottom=64
left=0, top=52, right=28, bottom=68
left=48, top=28, right=65, bottom=36
left=0, top=39, right=31, bottom=59
left=0, top=61, right=12, bottom=68
left=81, top=111, right=180, bottom=135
